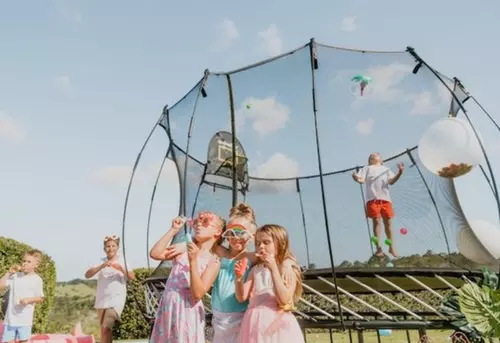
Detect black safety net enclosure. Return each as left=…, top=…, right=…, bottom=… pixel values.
left=123, top=39, right=500, bottom=341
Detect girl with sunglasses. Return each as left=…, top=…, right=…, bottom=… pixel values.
left=158, top=204, right=258, bottom=342
left=149, top=212, right=225, bottom=343
left=209, top=203, right=258, bottom=343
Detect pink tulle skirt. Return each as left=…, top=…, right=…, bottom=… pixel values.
left=238, top=293, right=305, bottom=343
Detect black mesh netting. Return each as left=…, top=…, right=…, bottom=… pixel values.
left=156, top=42, right=491, bottom=273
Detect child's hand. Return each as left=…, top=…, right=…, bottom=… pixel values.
left=19, top=298, right=29, bottom=305
left=234, top=258, right=249, bottom=280
left=8, top=265, right=20, bottom=274
left=171, top=216, right=187, bottom=232
left=352, top=171, right=359, bottom=181
left=398, top=163, right=405, bottom=173
left=164, top=245, right=184, bottom=259
left=187, top=242, right=199, bottom=261
left=259, top=252, right=279, bottom=272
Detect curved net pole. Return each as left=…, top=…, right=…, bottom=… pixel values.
left=296, top=178, right=311, bottom=268
left=308, top=38, right=345, bottom=327
left=479, top=164, right=496, bottom=197
left=407, top=47, right=500, bottom=224
left=406, top=149, right=452, bottom=256
left=225, top=74, right=238, bottom=207
left=145, top=147, right=171, bottom=269
left=121, top=106, right=166, bottom=323
left=469, top=95, right=500, bottom=133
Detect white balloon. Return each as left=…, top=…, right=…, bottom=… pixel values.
left=457, top=219, right=500, bottom=266
left=418, top=117, right=483, bottom=178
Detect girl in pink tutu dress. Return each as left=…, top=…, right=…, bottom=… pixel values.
left=235, top=224, right=305, bottom=343
left=149, top=212, right=225, bottom=343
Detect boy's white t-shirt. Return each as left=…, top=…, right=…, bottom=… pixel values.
left=4, top=272, right=44, bottom=326
left=357, top=165, right=396, bottom=202
left=92, top=256, right=129, bottom=317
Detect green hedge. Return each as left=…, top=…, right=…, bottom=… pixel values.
left=0, top=237, right=56, bottom=332
left=113, top=267, right=156, bottom=340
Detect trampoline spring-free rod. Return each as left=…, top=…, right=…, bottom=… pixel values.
left=299, top=298, right=338, bottom=321
left=345, top=275, right=422, bottom=320
left=317, top=276, right=393, bottom=320
left=296, top=178, right=311, bottom=267
left=405, top=274, right=444, bottom=299
left=308, top=37, right=345, bottom=328
left=374, top=275, right=448, bottom=319
left=302, top=283, right=365, bottom=320
left=434, top=274, right=459, bottom=292
left=295, top=309, right=318, bottom=322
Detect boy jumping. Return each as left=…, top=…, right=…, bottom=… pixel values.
left=352, top=152, right=404, bottom=257
left=0, top=250, right=44, bottom=343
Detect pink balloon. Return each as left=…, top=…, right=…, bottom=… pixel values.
left=400, top=228, right=408, bottom=235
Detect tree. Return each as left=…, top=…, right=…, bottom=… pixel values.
left=0, top=237, right=56, bottom=332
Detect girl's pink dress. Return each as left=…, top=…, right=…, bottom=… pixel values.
left=239, top=264, right=305, bottom=343
left=150, top=251, right=212, bottom=343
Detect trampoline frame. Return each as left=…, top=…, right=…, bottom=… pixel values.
left=120, top=38, right=500, bottom=340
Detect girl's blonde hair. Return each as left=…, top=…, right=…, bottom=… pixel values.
left=256, top=224, right=303, bottom=310
left=229, top=203, right=257, bottom=234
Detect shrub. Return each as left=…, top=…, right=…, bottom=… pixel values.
left=113, top=267, right=159, bottom=340
left=0, top=236, right=57, bottom=332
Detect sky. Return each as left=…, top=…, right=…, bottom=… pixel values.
left=1, top=0, right=499, bottom=281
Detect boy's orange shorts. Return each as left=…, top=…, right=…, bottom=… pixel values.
left=366, top=199, right=394, bottom=219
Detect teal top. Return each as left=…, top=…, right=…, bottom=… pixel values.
left=211, top=257, right=252, bottom=313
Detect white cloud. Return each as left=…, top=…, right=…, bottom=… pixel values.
left=54, top=76, right=71, bottom=92
left=250, top=153, right=299, bottom=194
left=92, top=160, right=179, bottom=188
left=340, top=16, right=357, bottom=32
left=408, top=81, right=453, bottom=115
left=355, top=119, right=374, bottom=135
left=365, top=63, right=413, bottom=102
left=213, top=19, right=239, bottom=50
left=56, top=0, right=83, bottom=24
left=0, top=111, right=26, bottom=144
left=258, top=24, right=283, bottom=57
left=236, top=96, right=289, bottom=136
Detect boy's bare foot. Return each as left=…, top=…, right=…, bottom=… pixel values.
left=388, top=246, right=398, bottom=257
left=375, top=247, right=384, bottom=257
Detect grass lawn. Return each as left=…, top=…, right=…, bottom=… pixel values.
left=115, top=329, right=453, bottom=343
left=303, top=329, right=452, bottom=343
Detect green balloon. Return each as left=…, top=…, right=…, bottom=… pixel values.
left=384, top=239, right=392, bottom=246
left=371, top=236, right=378, bottom=245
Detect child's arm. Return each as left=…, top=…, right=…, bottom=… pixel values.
left=150, top=217, right=185, bottom=260
left=20, top=297, right=43, bottom=305
left=85, top=261, right=108, bottom=279
left=352, top=168, right=365, bottom=184
left=269, top=258, right=297, bottom=306
left=188, top=245, right=221, bottom=302
left=235, top=261, right=254, bottom=303
left=245, top=252, right=259, bottom=265
left=0, top=269, right=14, bottom=290
left=389, top=163, right=404, bottom=185
left=214, top=245, right=230, bottom=259
left=110, top=263, right=135, bottom=280
left=163, top=243, right=187, bottom=260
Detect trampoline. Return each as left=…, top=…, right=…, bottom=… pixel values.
left=121, top=39, right=500, bottom=342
